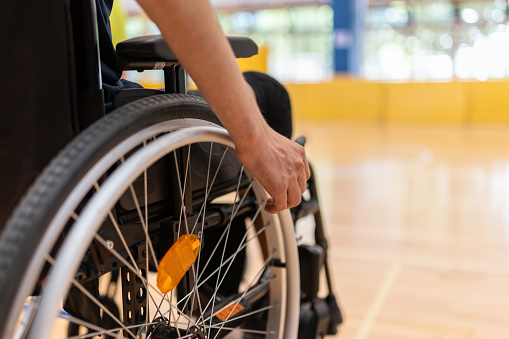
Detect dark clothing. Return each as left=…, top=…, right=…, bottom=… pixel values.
left=96, top=0, right=141, bottom=112
left=244, top=71, right=293, bottom=139
left=190, top=71, right=293, bottom=139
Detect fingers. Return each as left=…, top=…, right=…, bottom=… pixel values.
left=300, top=147, right=311, bottom=181
left=287, top=178, right=302, bottom=208
left=298, top=167, right=307, bottom=194
left=296, top=146, right=310, bottom=194
left=265, top=196, right=285, bottom=214
left=265, top=198, right=285, bottom=214
left=253, top=133, right=311, bottom=215
left=265, top=176, right=305, bottom=214
left=304, top=160, right=311, bottom=181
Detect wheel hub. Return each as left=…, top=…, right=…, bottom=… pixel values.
left=189, top=326, right=207, bottom=339
left=148, top=318, right=207, bottom=339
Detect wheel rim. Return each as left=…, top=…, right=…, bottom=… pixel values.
left=28, top=126, right=288, bottom=339
left=5, top=118, right=222, bottom=338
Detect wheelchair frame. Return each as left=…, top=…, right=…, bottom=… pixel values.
left=0, top=1, right=341, bottom=338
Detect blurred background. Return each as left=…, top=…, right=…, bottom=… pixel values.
left=112, top=1, right=509, bottom=338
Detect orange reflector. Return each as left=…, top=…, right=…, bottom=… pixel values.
left=157, top=234, right=200, bottom=294
left=215, top=301, right=244, bottom=321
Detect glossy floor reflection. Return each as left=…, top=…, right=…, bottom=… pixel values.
left=294, top=122, right=509, bottom=339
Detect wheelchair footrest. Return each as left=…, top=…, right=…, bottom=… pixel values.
left=325, top=294, right=343, bottom=335
left=298, top=298, right=331, bottom=339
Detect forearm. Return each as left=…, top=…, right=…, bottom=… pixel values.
left=135, top=0, right=266, bottom=149
left=135, top=0, right=310, bottom=213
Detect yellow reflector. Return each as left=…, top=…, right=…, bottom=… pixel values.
left=157, top=234, right=200, bottom=294
left=215, top=301, right=244, bottom=321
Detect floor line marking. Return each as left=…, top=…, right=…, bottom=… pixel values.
left=354, top=259, right=401, bottom=339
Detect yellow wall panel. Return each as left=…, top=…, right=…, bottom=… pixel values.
left=237, top=46, right=269, bottom=74
left=469, top=81, right=509, bottom=123
left=384, top=81, right=467, bottom=122
left=285, top=78, right=509, bottom=124
left=285, top=77, right=381, bottom=122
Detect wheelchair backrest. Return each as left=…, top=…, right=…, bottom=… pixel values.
left=0, top=0, right=104, bottom=228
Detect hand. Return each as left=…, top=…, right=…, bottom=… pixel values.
left=234, top=125, right=311, bottom=214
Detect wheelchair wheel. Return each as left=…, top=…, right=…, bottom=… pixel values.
left=0, top=94, right=299, bottom=339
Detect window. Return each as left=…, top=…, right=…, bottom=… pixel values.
left=364, top=0, right=509, bottom=81
left=117, top=0, right=334, bottom=84
left=217, top=5, right=334, bottom=82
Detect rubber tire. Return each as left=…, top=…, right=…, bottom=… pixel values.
left=0, top=93, right=296, bottom=338
left=0, top=94, right=220, bottom=336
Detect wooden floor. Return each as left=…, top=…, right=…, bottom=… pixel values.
left=293, top=121, right=509, bottom=339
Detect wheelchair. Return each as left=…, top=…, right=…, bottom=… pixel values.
left=0, top=1, right=341, bottom=338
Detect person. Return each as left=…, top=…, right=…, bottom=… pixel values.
left=97, top=0, right=310, bottom=214
left=63, top=1, right=311, bottom=329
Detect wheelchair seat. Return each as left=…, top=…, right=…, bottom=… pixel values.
left=114, top=35, right=259, bottom=107
left=116, top=34, right=258, bottom=71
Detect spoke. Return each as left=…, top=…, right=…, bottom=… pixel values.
left=63, top=313, right=134, bottom=339
left=188, top=142, right=216, bottom=330
left=92, top=181, right=140, bottom=276
left=172, top=144, right=228, bottom=332
left=189, top=146, right=228, bottom=235
left=173, top=147, right=192, bottom=236
left=167, top=294, right=185, bottom=339
left=148, top=333, right=195, bottom=339
left=172, top=147, right=192, bottom=329
left=124, top=173, right=167, bottom=324
left=213, top=249, right=275, bottom=325
left=66, top=318, right=158, bottom=339
left=13, top=297, right=40, bottom=339
left=186, top=264, right=205, bottom=334
left=150, top=294, right=199, bottom=330
left=196, top=181, right=256, bottom=283
left=176, top=219, right=270, bottom=315
left=127, top=183, right=159, bottom=269
left=172, top=145, right=255, bottom=335
left=93, top=235, right=169, bottom=322
left=143, top=141, right=150, bottom=330
left=208, top=305, right=273, bottom=330
left=198, top=201, right=265, bottom=323
left=45, top=255, right=137, bottom=338
left=64, top=234, right=201, bottom=335
left=93, top=179, right=154, bottom=316
left=170, top=147, right=190, bottom=335
left=202, top=250, right=275, bottom=330
left=173, top=144, right=222, bottom=332
left=154, top=296, right=168, bottom=324
left=68, top=279, right=136, bottom=338
left=210, top=326, right=267, bottom=336
left=118, top=152, right=159, bottom=271
left=105, top=208, right=140, bottom=272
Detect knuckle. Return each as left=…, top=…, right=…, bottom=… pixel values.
left=298, top=146, right=307, bottom=158
left=288, top=195, right=301, bottom=208
left=273, top=183, right=285, bottom=195
left=276, top=201, right=287, bottom=212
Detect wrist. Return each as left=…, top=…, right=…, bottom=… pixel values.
left=228, top=111, right=268, bottom=154
left=217, top=83, right=268, bottom=153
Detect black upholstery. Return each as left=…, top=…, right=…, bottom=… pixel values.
left=116, top=34, right=258, bottom=63
left=0, top=0, right=78, bottom=229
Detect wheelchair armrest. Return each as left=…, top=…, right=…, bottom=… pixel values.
left=116, top=34, right=258, bottom=63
